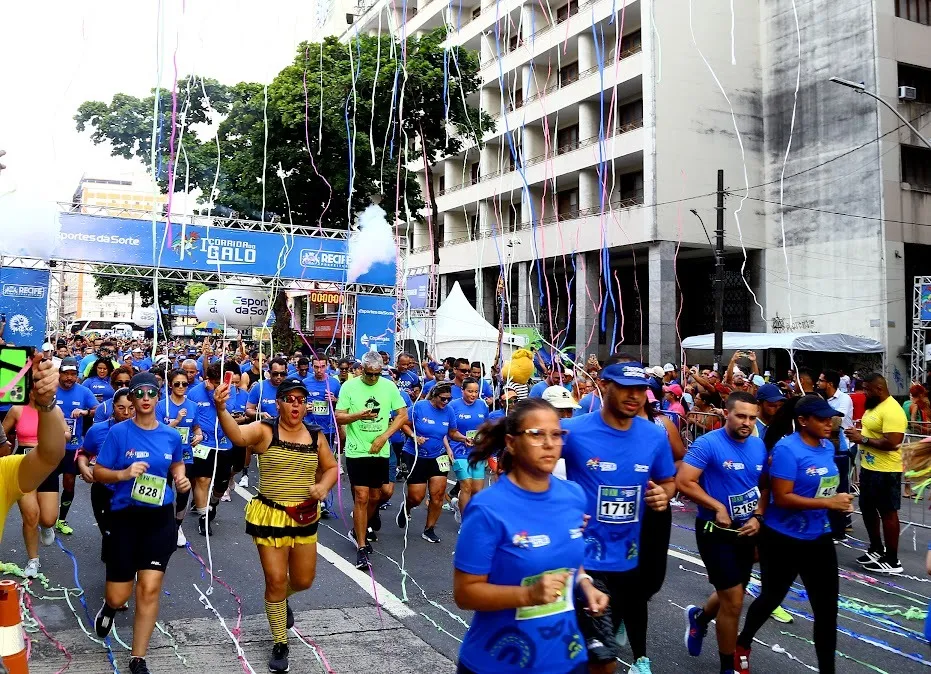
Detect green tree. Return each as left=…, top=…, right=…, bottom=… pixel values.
left=75, top=29, right=491, bottom=337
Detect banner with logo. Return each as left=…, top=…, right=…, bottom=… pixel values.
left=405, top=275, right=430, bottom=310
left=354, top=295, right=396, bottom=360
left=921, top=284, right=931, bottom=322
left=56, top=214, right=395, bottom=286
left=0, top=267, right=49, bottom=346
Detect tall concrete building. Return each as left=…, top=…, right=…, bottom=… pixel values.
left=340, top=0, right=931, bottom=391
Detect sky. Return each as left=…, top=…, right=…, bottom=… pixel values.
left=0, top=0, right=326, bottom=257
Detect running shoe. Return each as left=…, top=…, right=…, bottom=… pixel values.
left=396, top=507, right=408, bottom=529
left=348, top=530, right=373, bottom=554
left=129, top=657, right=151, bottom=674
left=684, top=605, right=706, bottom=657
left=176, top=527, right=187, bottom=548
left=355, top=547, right=370, bottom=570
left=669, top=497, right=685, bottom=507
left=55, top=520, right=74, bottom=535
left=221, top=489, right=232, bottom=502
left=422, top=527, right=441, bottom=544
left=627, top=657, right=652, bottom=673
left=286, top=601, right=294, bottom=629
left=615, top=620, right=628, bottom=648
left=319, top=505, right=332, bottom=519
left=24, top=558, right=40, bottom=579
left=863, top=556, right=903, bottom=574
left=370, top=510, right=382, bottom=532
left=268, top=643, right=290, bottom=673
left=198, top=514, right=211, bottom=536
left=378, top=501, right=391, bottom=510
left=238, top=474, right=249, bottom=488
left=856, top=549, right=883, bottom=565
left=770, top=606, right=793, bottom=624
left=454, top=506, right=462, bottom=525
left=95, top=604, right=114, bottom=638
left=40, top=527, right=55, bottom=546
left=734, top=645, right=751, bottom=674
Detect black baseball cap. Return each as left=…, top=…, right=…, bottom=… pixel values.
left=795, top=396, right=843, bottom=419
left=276, top=377, right=308, bottom=398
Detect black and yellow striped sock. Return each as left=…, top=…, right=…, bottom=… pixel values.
left=265, top=599, right=288, bottom=644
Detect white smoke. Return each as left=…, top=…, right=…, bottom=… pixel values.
left=347, top=204, right=397, bottom=283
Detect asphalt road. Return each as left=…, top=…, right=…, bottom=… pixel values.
left=4, top=469, right=931, bottom=673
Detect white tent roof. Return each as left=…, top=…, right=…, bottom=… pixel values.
left=680, top=331, right=884, bottom=353
left=398, top=282, right=525, bottom=364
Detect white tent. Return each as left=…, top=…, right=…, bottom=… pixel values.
left=398, top=282, right=526, bottom=366
left=680, top=331, right=884, bottom=353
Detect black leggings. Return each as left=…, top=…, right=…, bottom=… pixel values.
left=738, top=526, right=838, bottom=674
left=639, top=506, right=672, bottom=599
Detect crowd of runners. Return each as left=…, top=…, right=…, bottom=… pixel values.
left=0, top=332, right=924, bottom=674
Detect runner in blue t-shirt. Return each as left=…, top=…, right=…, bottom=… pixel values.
left=54, top=358, right=99, bottom=536
left=735, top=394, right=852, bottom=674
left=560, top=360, right=675, bottom=673
left=676, top=391, right=768, bottom=667
left=248, top=358, right=287, bottom=420
left=448, top=379, right=489, bottom=520
left=573, top=390, right=603, bottom=416
left=453, top=396, right=608, bottom=674
left=92, top=372, right=190, bottom=672
left=302, top=359, right=340, bottom=440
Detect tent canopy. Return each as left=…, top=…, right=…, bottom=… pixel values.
left=398, top=282, right=525, bottom=365
left=680, top=331, right=884, bottom=354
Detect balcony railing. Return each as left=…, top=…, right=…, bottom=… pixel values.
left=435, top=119, right=642, bottom=195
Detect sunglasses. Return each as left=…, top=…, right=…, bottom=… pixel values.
left=270, top=371, right=287, bottom=377
left=438, top=396, right=452, bottom=403
left=362, top=371, right=381, bottom=378
left=115, top=380, right=131, bottom=387
left=133, top=388, right=158, bottom=400
left=172, top=381, right=189, bottom=388
left=280, top=395, right=306, bottom=405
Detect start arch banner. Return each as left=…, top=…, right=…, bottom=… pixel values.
left=56, top=213, right=395, bottom=286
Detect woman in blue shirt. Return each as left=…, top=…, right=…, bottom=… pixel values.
left=453, top=397, right=608, bottom=673
left=397, top=383, right=472, bottom=544
left=735, top=394, right=853, bottom=674
left=93, top=372, right=191, bottom=674
left=155, top=369, right=201, bottom=548
left=85, top=358, right=116, bottom=403
left=449, top=379, right=489, bottom=520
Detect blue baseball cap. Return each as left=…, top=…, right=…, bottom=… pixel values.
left=795, top=396, right=843, bottom=419
left=756, top=383, right=786, bottom=403
left=599, top=362, right=649, bottom=387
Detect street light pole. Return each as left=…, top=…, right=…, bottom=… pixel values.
left=714, top=170, right=726, bottom=374
left=829, top=77, right=931, bottom=150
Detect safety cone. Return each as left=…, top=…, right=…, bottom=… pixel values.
left=0, top=579, right=28, bottom=673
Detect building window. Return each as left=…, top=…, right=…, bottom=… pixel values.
left=438, top=175, right=445, bottom=194
left=508, top=34, right=521, bottom=52
left=472, top=5, right=481, bottom=19
left=896, top=0, right=931, bottom=25
left=507, top=88, right=523, bottom=111
left=557, top=189, right=579, bottom=218
left=620, top=29, right=642, bottom=55
left=557, top=124, right=580, bottom=154
left=470, top=162, right=480, bottom=184
left=556, top=0, right=578, bottom=23
left=559, top=61, right=579, bottom=87
left=508, top=203, right=522, bottom=230
left=619, top=171, right=644, bottom=201
left=902, top=144, right=931, bottom=190
left=617, top=99, right=644, bottom=128
left=899, top=62, right=931, bottom=104
left=468, top=212, right=480, bottom=240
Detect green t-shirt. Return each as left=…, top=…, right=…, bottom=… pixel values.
left=336, top=376, right=406, bottom=458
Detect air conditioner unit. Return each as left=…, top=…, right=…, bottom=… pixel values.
left=899, top=85, right=917, bottom=101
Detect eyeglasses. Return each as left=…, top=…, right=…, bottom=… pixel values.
left=517, top=428, right=569, bottom=446
left=115, top=380, right=131, bottom=387
left=172, top=381, right=189, bottom=388
left=438, top=396, right=452, bottom=403
left=281, top=395, right=307, bottom=405
left=133, top=388, right=158, bottom=400
left=270, top=371, right=287, bottom=378
left=457, top=369, right=470, bottom=374
left=362, top=371, right=381, bottom=379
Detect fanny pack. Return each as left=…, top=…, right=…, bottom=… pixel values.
left=255, top=492, right=319, bottom=525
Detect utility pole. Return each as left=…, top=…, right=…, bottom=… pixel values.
left=714, top=169, right=726, bottom=373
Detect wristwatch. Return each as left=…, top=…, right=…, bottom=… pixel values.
left=35, top=399, right=58, bottom=413
left=751, top=513, right=764, bottom=524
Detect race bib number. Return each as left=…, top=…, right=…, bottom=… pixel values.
left=728, top=486, right=761, bottom=520
left=312, top=400, right=329, bottom=416
left=64, top=418, right=78, bottom=445
left=436, top=455, right=451, bottom=472
left=176, top=426, right=190, bottom=445
left=193, top=444, right=211, bottom=460
left=466, top=430, right=478, bottom=440
left=516, top=568, right=574, bottom=620
left=597, top=485, right=641, bottom=524
left=816, top=474, right=839, bottom=499
left=131, top=473, right=167, bottom=506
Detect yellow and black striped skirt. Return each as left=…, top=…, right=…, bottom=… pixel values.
left=244, top=497, right=319, bottom=548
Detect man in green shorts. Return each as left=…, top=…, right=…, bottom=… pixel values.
left=335, top=351, right=408, bottom=569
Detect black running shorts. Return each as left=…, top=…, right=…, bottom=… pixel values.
left=106, top=505, right=177, bottom=582
left=695, top=518, right=757, bottom=591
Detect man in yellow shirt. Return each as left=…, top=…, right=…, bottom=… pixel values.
left=845, top=373, right=908, bottom=574
left=0, top=357, right=67, bottom=543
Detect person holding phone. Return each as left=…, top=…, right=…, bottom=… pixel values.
left=1, top=357, right=68, bottom=577
left=93, top=372, right=190, bottom=674
left=155, top=369, right=201, bottom=547
left=213, top=376, right=338, bottom=674
left=396, top=383, right=473, bottom=544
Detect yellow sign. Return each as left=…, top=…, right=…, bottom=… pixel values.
left=310, top=291, right=341, bottom=304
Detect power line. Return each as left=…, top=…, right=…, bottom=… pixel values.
left=736, top=194, right=931, bottom=229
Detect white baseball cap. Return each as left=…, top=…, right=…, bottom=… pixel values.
left=663, top=363, right=675, bottom=373
left=543, top=385, right=581, bottom=409
left=41, top=342, right=54, bottom=351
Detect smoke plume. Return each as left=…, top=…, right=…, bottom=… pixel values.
left=347, top=204, right=396, bottom=283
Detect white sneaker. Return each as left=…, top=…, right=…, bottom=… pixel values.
left=454, top=506, right=462, bottom=524
left=40, top=527, right=55, bottom=546
left=238, top=475, right=249, bottom=488
left=670, top=497, right=685, bottom=507
left=24, top=558, right=40, bottom=579
left=176, top=527, right=187, bottom=548
left=221, top=489, right=232, bottom=502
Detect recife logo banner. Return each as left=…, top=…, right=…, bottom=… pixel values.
left=0, top=267, right=49, bottom=345
left=56, top=214, right=395, bottom=286
left=355, top=295, right=396, bottom=361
